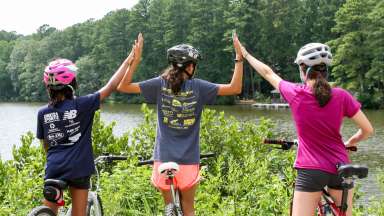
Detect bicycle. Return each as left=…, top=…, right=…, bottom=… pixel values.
left=27, top=154, right=128, bottom=216
left=137, top=152, right=216, bottom=216
left=263, top=139, right=368, bottom=216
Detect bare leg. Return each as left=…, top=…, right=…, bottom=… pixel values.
left=69, top=187, right=88, bottom=216
left=328, top=188, right=354, bottom=216
left=180, top=184, right=198, bottom=216
left=43, top=199, right=59, bottom=215
left=292, top=190, right=322, bottom=216
left=160, top=189, right=173, bottom=204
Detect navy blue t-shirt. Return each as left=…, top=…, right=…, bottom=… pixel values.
left=36, top=93, right=100, bottom=180
left=139, top=77, right=218, bottom=164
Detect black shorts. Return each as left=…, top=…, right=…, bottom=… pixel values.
left=64, top=176, right=91, bottom=189
left=294, top=169, right=350, bottom=192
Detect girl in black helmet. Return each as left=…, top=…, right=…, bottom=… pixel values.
left=117, top=33, right=243, bottom=216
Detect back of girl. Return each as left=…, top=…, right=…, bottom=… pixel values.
left=238, top=40, right=373, bottom=216
left=36, top=38, right=136, bottom=216
left=117, top=33, right=243, bottom=216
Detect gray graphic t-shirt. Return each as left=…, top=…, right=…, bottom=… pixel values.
left=139, top=76, right=218, bottom=164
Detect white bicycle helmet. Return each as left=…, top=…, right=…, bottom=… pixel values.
left=294, top=43, right=332, bottom=66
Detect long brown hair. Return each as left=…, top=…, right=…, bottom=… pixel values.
left=47, top=79, right=77, bottom=107
left=161, top=63, right=191, bottom=95
left=303, top=65, right=332, bottom=107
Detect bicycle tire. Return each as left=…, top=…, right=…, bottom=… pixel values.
left=27, top=206, right=56, bottom=216
left=164, top=203, right=178, bottom=216
left=86, top=192, right=103, bottom=216
left=65, top=206, right=72, bottom=216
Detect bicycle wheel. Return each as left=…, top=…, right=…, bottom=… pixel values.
left=164, top=203, right=178, bottom=216
left=316, top=204, right=334, bottom=216
left=86, top=192, right=103, bottom=216
left=27, top=206, right=55, bottom=216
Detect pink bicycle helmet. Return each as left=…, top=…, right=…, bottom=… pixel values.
left=43, top=58, right=77, bottom=88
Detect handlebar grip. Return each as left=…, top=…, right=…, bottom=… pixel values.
left=200, top=152, right=215, bottom=159
left=110, top=156, right=128, bottom=161
left=137, top=160, right=154, bottom=166
left=263, top=139, right=295, bottom=145
left=346, top=146, right=357, bottom=152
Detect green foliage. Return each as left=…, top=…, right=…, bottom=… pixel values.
left=367, top=172, right=384, bottom=215
left=0, top=105, right=380, bottom=215
left=329, top=0, right=384, bottom=108
left=2, top=0, right=382, bottom=108
left=0, top=132, right=45, bottom=215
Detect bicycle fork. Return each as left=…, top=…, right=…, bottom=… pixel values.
left=167, top=172, right=183, bottom=216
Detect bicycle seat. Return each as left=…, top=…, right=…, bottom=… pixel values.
left=337, top=164, right=368, bottom=179
left=158, top=162, right=179, bottom=174
left=44, top=179, right=68, bottom=189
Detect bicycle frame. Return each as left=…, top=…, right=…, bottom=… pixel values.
left=318, top=188, right=347, bottom=216
left=137, top=152, right=215, bottom=216
left=165, top=168, right=183, bottom=216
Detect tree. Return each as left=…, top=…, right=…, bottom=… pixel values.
left=329, top=0, right=382, bottom=108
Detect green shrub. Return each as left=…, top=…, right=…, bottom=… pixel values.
left=0, top=104, right=379, bottom=215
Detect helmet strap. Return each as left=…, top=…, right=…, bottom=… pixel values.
left=183, top=63, right=196, bottom=79
left=299, top=66, right=306, bottom=83
left=304, top=66, right=329, bottom=82
left=184, top=70, right=194, bottom=79
left=67, top=85, right=75, bottom=95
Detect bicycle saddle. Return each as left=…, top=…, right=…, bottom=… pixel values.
left=337, top=164, right=368, bottom=179
left=44, top=179, right=68, bottom=189
left=158, top=162, right=180, bottom=174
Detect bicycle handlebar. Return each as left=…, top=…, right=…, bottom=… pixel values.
left=94, top=155, right=128, bottom=164
left=263, top=139, right=357, bottom=151
left=137, top=152, right=216, bottom=166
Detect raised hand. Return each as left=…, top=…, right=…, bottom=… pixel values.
left=133, top=33, right=143, bottom=64
left=126, top=44, right=135, bottom=65
left=232, top=31, right=243, bottom=60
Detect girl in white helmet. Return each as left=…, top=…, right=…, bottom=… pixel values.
left=239, top=41, right=373, bottom=216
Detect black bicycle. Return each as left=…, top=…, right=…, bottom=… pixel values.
left=27, top=154, right=128, bottom=216
left=137, top=153, right=216, bottom=216
left=263, top=139, right=368, bottom=216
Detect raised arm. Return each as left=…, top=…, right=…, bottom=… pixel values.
left=117, top=33, right=144, bottom=94
left=97, top=35, right=140, bottom=100
left=217, top=32, right=244, bottom=96
left=345, top=110, right=374, bottom=148
left=241, top=45, right=282, bottom=90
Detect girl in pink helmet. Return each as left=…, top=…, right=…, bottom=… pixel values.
left=117, top=33, right=243, bottom=216
left=238, top=41, right=373, bottom=216
left=36, top=34, right=140, bottom=216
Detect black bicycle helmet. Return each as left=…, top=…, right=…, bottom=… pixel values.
left=167, top=44, right=201, bottom=68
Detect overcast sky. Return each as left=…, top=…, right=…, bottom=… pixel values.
left=0, top=0, right=139, bottom=35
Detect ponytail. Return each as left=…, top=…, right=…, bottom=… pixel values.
left=308, top=71, right=331, bottom=107
left=161, top=64, right=189, bottom=95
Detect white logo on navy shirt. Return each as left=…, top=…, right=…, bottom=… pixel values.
left=47, top=132, right=65, bottom=141
left=63, top=110, right=77, bottom=120
left=68, top=133, right=81, bottom=142
left=44, top=112, right=60, bottom=123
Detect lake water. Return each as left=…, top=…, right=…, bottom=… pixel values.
left=0, top=102, right=383, bottom=203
